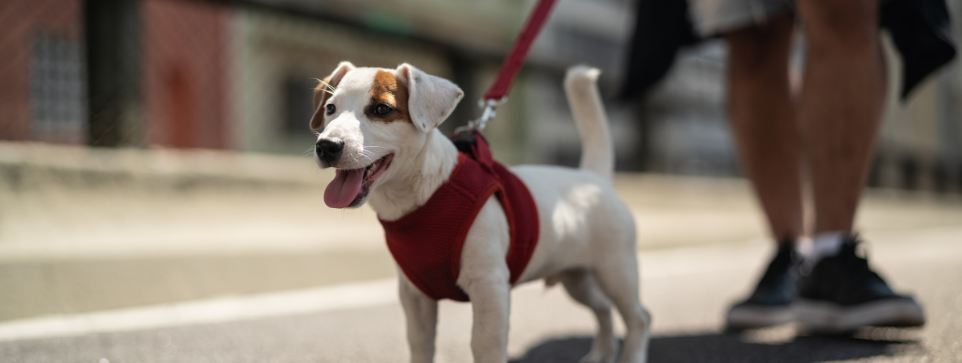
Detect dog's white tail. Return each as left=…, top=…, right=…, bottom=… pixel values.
left=564, top=66, right=613, bottom=182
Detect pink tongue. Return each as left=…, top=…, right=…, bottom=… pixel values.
left=324, top=168, right=364, bottom=208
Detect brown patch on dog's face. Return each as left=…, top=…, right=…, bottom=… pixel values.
left=366, top=70, right=412, bottom=123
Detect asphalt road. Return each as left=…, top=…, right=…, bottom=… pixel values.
left=2, top=226, right=960, bottom=363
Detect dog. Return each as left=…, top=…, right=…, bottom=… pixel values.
left=311, top=61, right=650, bottom=363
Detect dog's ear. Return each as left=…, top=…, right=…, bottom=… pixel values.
left=396, top=63, right=463, bottom=133
left=311, top=61, right=355, bottom=130
left=312, top=75, right=332, bottom=116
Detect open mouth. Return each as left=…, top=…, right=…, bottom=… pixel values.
left=323, top=153, right=394, bottom=208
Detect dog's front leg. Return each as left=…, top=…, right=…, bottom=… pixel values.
left=399, top=273, right=438, bottom=363
left=465, top=277, right=511, bottom=363
left=459, top=198, right=513, bottom=363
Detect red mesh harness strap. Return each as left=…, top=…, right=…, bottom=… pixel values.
left=467, top=133, right=540, bottom=287
left=378, top=134, right=540, bottom=302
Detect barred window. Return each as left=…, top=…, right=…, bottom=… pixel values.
left=30, top=35, right=87, bottom=143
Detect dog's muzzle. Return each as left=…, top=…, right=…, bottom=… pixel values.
left=316, top=139, right=344, bottom=165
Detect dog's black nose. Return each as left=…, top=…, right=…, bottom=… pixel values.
left=316, top=139, right=344, bottom=161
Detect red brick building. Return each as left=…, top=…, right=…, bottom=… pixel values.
left=142, top=0, right=231, bottom=148
left=0, top=0, right=85, bottom=143
left=0, top=0, right=231, bottom=148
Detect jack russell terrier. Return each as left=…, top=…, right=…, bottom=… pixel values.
left=311, top=62, right=650, bottom=363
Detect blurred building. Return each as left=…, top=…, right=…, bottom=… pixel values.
left=0, top=0, right=960, bottom=193
left=0, top=0, right=230, bottom=148
left=0, top=0, right=87, bottom=144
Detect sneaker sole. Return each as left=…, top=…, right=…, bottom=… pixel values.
left=793, top=298, right=925, bottom=334
left=726, top=304, right=794, bottom=329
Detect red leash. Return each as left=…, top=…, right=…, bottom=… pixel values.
left=455, top=0, right=558, bottom=134
left=484, top=0, right=558, bottom=101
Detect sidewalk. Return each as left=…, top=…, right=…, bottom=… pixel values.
left=2, top=141, right=961, bottom=325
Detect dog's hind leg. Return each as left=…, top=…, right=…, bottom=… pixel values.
left=559, top=269, right=618, bottom=363
left=399, top=274, right=439, bottom=363
left=592, top=253, right=651, bottom=363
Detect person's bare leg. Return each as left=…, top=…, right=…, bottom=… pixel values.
left=723, top=14, right=803, bottom=330
left=792, top=0, right=925, bottom=333
left=796, top=0, right=885, bottom=234
left=725, top=13, right=803, bottom=243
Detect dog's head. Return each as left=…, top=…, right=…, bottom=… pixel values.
left=311, top=62, right=463, bottom=209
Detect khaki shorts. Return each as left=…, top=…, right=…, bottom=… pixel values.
left=687, top=0, right=794, bottom=36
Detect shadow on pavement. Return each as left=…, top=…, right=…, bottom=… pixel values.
left=510, top=331, right=921, bottom=363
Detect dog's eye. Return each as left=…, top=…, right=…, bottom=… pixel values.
left=325, top=104, right=336, bottom=116
left=373, top=104, right=394, bottom=116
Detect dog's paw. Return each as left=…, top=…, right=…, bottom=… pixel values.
left=578, top=350, right=616, bottom=363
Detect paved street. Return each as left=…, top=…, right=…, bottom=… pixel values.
left=2, top=226, right=961, bottom=363
left=1, top=143, right=961, bottom=362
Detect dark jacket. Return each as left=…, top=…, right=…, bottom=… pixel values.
left=621, top=0, right=956, bottom=101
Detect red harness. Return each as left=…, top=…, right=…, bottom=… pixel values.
left=378, top=134, right=540, bottom=301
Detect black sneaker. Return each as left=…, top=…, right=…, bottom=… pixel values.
left=794, top=236, right=925, bottom=334
left=726, top=241, right=799, bottom=329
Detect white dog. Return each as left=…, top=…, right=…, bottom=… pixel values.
left=311, top=61, right=650, bottom=363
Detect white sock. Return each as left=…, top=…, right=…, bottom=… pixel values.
left=807, top=231, right=846, bottom=264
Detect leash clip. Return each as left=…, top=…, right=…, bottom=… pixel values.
left=454, top=97, right=507, bottom=135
